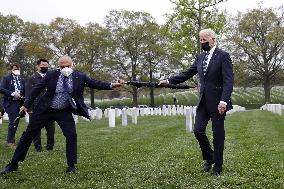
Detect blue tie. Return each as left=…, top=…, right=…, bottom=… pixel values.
left=63, top=77, right=77, bottom=110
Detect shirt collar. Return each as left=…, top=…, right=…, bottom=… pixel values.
left=37, top=71, right=45, bottom=78
left=208, top=45, right=217, bottom=55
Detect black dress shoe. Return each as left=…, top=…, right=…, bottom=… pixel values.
left=0, top=163, right=18, bottom=175
left=66, top=166, right=77, bottom=173
left=212, top=171, right=221, bottom=177
left=202, top=160, right=214, bottom=172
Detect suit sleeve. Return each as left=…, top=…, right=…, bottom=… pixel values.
left=23, top=75, right=48, bottom=109
left=168, top=57, right=198, bottom=85
left=0, top=77, right=14, bottom=97
left=221, top=52, right=234, bottom=104
left=25, top=77, right=34, bottom=99
left=84, top=74, right=113, bottom=90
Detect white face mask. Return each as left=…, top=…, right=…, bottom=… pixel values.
left=12, top=70, right=20, bottom=76
left=60, top=67, right=73, bottom=77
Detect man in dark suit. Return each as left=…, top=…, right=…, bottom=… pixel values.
left=0, top=55, right=124, bottom=174
left=0, top=63, right=25, bottom=148
left=25, top=59, right=55, bottom=152
left=159, top=29, right=234, bottom=176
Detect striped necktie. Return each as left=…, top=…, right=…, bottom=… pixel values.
left=202, top=52, right=210, bottom=75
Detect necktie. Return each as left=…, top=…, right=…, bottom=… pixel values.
left=63, top=77, right=77, bottom=110
left=14, top=76, right=21, bottom=93
left=202, top=52, right=210, bottom=75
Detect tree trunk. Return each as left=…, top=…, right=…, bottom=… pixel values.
left=90, top=88, right=95, bottom=108
left=263, top=81, right=271, bottom=104
left=149, top=65, right=155, bottom=107
left=132, top=86, right=138, bottom=106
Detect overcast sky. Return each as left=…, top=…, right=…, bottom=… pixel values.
left=0, top=0, right=283, bottom=25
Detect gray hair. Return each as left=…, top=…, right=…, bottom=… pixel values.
left=199, top=29, right=217, bottom=39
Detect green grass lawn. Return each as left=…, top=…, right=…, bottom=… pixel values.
left=0, top=110, right=283, bottom=189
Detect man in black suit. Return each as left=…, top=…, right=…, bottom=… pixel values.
left=25, top=59, right=55, bottom=152
left=0, top=63, right=25, bottom=148
left=159, top=29, right=234, bottom=176
left=0, top=55, right=124, bottom=174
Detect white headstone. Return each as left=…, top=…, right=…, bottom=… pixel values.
left=25, top=113, right=29, bottom=123
left=3, top=113, right=8, bottom=120
left=132, top=108, right=138, bottom=125
left=109, top=109, right=116, bottom=127
left=96, top=109, right=103, bottom=120
left=122, top=108, right=127, bottom=126
left=185, top=107, right=193, bottom=132
left=73, top=114, right=78, bottom=125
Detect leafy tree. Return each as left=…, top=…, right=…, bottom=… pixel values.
left=76, top=23, right=112, bottom=107
left=47, top=17, right=84, bottom=60
left=228, top=6, right=284, bottom=103
left=0, top=14, right=24, bottom=77
left=104, top=10, right=157, bottom=106
left=166, top=0, right=227, bottom=66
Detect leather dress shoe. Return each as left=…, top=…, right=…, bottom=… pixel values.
left=202, top=160, right=214, bottom=172
left=66, top=166, right=77, bottom=173
left=0, top=163, right=18, bottom=175
left=212, top=171, right=221, bottom=177
left=212, top=167, right=222, bottom=177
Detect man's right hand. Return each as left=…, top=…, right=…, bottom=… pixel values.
left=158, top=80, right=169, bottom=85
left=19, top=106, right=28, bottom=114
left=14, top=93, right=21, bottom=100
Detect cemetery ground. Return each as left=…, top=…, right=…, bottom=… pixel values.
left=0, top=110, right=283, bottom=189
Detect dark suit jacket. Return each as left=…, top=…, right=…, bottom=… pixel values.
left=24, top=70, right=112, bottom=119
left=0, top=74, right=25, bottom=109
left=25, top=72, right=46, bottom=111
left=169, top=47, right=234, bottom=113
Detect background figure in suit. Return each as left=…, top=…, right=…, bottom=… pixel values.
left=160, top=29, right=234, bottom=177
left=25, top=59, right=55, bottom=152
left=0, top=55, right=124, bottom=174
left=0, top=63, right=25, bottom=148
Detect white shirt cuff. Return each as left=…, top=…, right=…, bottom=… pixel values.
left=220, top=101, right=227, bottom=106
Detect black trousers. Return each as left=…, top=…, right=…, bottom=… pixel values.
left=194, top=97, right=225, bottom=171
left=33, top=121, right=55, bottom=150
left=12, top=108, right=77, bottom=166
left=5, top=101, right=22, bottom=143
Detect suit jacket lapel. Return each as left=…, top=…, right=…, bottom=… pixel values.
left=50, top=70, right=61, bottom=93
left=199, top=52, right=207, bottom=79
left=205, top=48, right=219, bottom=76
left=72, top=71, right=80, bottom=96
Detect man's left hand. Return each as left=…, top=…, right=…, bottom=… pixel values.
left=218, top=103, right=226, bottom=115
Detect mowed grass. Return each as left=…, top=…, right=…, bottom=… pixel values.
left=0, top=111, right=283, bottom=189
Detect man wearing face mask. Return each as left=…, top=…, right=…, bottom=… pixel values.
left=0, top=55, right=125, bottom=174
left=25, top=59, right=55, bottom=152
left=159, top=29, right=234, bottom=177
left=0, top=63, right=25, bottom=148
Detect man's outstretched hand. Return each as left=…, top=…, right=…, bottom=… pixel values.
left=158, top=80, right=169, bottom=85
left=111, top=79, right=126, bottom=88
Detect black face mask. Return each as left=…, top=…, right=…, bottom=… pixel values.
left=40, top=67, right=48, bottom=73
left=201, top=42, right=211, bottom=51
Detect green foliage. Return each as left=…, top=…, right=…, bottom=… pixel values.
left=94, top=87, right=284, bottom=109
left=227, top=5, right=284, bottom=102
left=166, top=0, right=227, bottom=66
left=0, top=111, right=283, bottom=188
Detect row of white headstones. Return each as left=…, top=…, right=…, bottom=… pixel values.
left=80, top=104, right=246, bottom=132
left=260, top=104, right=283, bottom=116
left=0, top=105, right=257, bottom=132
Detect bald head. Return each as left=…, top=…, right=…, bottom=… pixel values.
left=58, top=55, right=73, bottom=68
